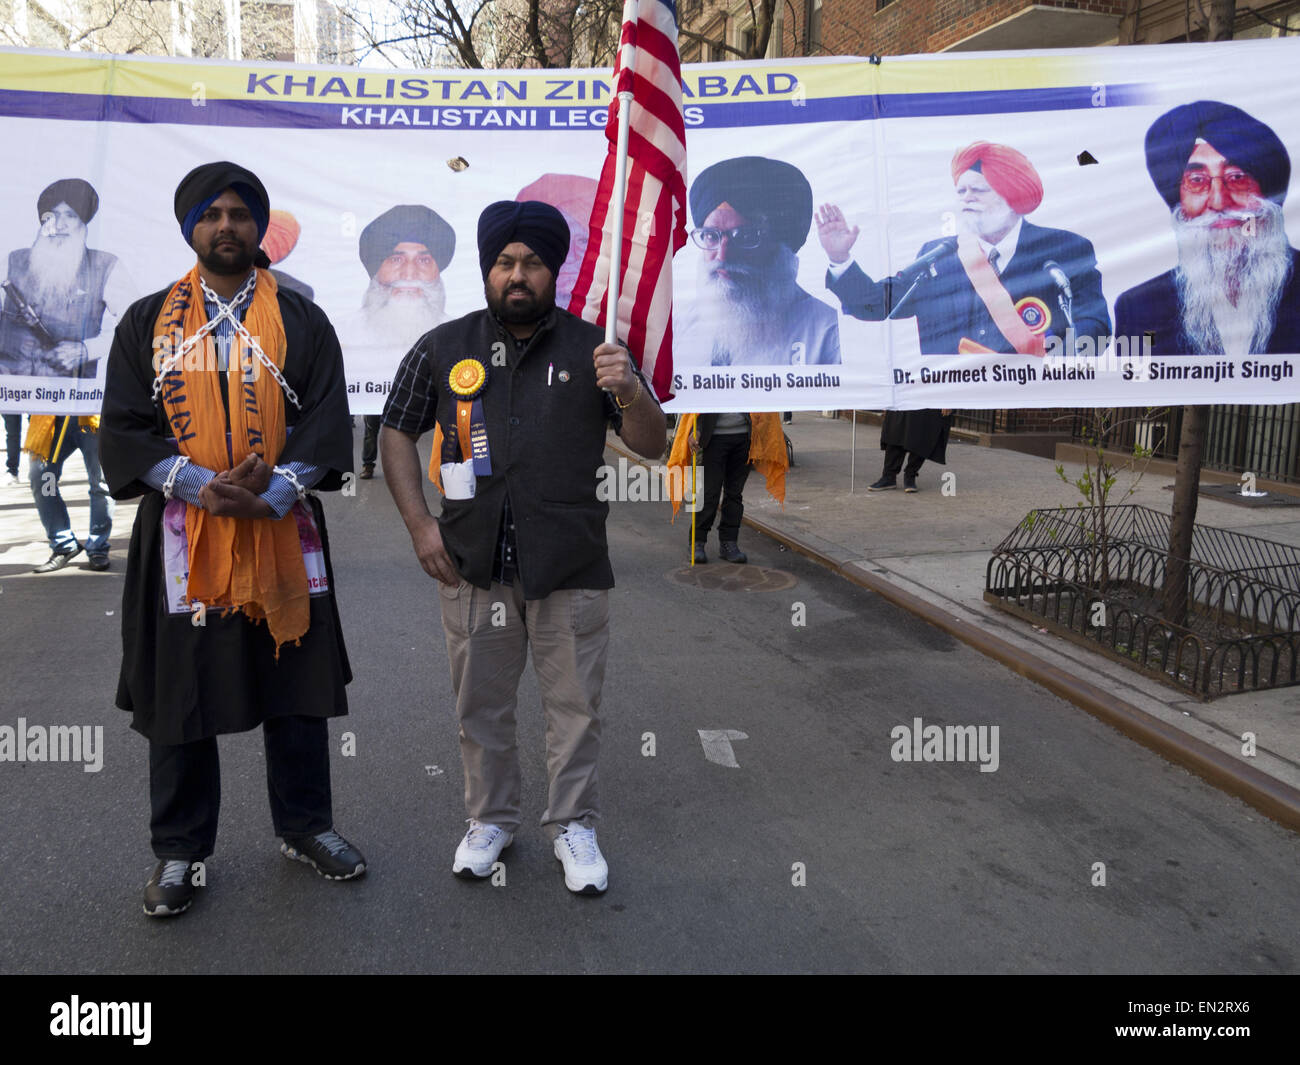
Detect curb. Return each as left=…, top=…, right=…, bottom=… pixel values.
left=607, top=437, right=1300, bottom=834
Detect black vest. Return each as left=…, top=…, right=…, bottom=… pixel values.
left=427, top=307, right=615, bottom=599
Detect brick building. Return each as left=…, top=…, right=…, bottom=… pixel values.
left=680, top=0, right=1300, bottom=60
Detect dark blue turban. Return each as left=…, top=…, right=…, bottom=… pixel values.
left=477, top=200, right=569, bottom=280
left=174, top=161, right=270, bottom=245
left=689, top=156, right=814, bottom=251
left=1145, top=101, right=1291, bottom=208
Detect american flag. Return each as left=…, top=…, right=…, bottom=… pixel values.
left=567, top=0, right=687, bottom=401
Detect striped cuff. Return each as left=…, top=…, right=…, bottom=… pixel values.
left=142, top=457, right=216, bottom=507
left=259, top=461, right=323, bottom=519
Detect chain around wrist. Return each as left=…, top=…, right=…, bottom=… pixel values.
left=615, top=375, right=642, bottom=410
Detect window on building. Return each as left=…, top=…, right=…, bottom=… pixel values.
left=739, top=23, right=756, bottom=56
left=876, top=0, right=896, bottom=10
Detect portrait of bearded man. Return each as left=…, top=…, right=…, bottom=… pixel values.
left=1115, top=100, right=1299, bottom=357
left=0, top=177, right=135, bottom=378
left=338, top=204, right=455, bottom=478
left=676, top=156, right=841, bottom=368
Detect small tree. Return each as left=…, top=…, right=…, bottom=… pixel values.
left=1050, top=407, right=1166, bottom=590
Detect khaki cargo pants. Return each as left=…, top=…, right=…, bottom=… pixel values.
left=438, top=578, right=610, bottom=835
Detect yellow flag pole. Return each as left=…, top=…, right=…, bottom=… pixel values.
left=49, top=415, right=72, bottom=466
left=690, top=449, right=697, bottom=566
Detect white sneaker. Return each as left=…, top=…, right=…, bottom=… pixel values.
left=3, top=472, right=18, bottom=486
left=452, top=820, right=513, bottom=878
left=553, top=822, right=608, bottom=895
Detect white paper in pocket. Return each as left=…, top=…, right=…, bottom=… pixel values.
left=441, top=459, right=476, bottom=500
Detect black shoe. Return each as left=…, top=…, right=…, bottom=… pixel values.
left=692, top=544, right=707, bottom=564
left=87, top=552, right=110, bottom=571
left=360, top=464, right=374, bottom=480
left=281, top=829, right=367, bottom=880
left=33, top=545, right=82, bottom=573
left=719, top=541, right=748, bottom=564
left=867, top=477, right=897, bottom=492
left=903, top=475, right=918, bottom=493
left=143, top=859, right=197, bottom=918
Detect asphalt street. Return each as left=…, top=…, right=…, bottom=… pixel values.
left=1, top=436, right=1298, bottom=974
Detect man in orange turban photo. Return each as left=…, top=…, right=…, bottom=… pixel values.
left=260, top=208, right=313, bottom=301
left=816, top=141, right=1109, bottom=491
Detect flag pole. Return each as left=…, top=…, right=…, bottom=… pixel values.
left=605, top=22, right=638, bottom=348
left=690, top=449, right=697, bottom=566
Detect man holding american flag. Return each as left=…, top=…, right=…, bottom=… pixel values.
left=381, top=0, right=683, bottom=897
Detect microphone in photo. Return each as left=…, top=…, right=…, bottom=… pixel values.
left=1044, top=259, right=1074, bottom=331
left=894, top=237, right=959, bottom=286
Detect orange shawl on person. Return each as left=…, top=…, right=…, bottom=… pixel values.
left=23, top=415, right=100, bottom=461
left=153, top=266, right=308, bottom=653
left=666, top=412, right=787, bottom=519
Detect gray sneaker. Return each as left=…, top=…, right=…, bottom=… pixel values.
left=281, top=829, right=367, bottom=880
left=143, top=859, right=197, bottom=917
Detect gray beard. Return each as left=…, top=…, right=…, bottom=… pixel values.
left=1173, top=199, right=1292, bottom=356
left=697, top=246, right=800, bottom=366
left=26, top=231, right=87, bottom=309
left=361, top=276, right=447, bottom=346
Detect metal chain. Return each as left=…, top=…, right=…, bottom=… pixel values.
left=152, top=272, right=300, bottom=411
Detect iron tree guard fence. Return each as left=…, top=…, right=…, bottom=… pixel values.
left=984, top=505, right=1300, bottom=698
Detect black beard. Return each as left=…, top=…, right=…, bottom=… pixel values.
left=487, top=281, right=554, bottom=324
left=197, top=240, right=256, bottom=277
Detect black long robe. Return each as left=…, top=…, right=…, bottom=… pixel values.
left=98, top=283, right=354, bottom=744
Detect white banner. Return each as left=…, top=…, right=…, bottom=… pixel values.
left=0, top=39, right=1298, bottom=415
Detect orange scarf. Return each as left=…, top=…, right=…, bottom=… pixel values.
left=957, top=235, right=1045, bottom=357
left=666, top=412, right=787, bottom=519
left=153, top=266, right=309, bottom=653
left=23, top=415, right=99, bottom=462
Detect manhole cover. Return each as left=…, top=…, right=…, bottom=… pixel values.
left=669, top=565, right=797, bottom=591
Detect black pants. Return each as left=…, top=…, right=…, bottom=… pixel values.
left=881, top=444, right=924, bottom=481
left=695, top=431, right=751, bottom=542
left=361, top=415, right=381, bottom=466
left=3, top=413, right=20, bottom=475
left=149, top=715, right=333, bottom=860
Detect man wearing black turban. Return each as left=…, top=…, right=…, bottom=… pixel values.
left=2, top=177, right=133, bottom=379
left=380, top=199, right=667, bottom=896
left=99, top=160, right=364, bottom=917
left=2, top=177, right=136, bottom=575
left=677, top=155, right=841, bottom=368
left=343, top=204, right=457, bottom=478
left=1116, top=101, right=1300, bottom=357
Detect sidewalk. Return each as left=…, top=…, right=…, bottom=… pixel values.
left=621, top=413, right=1300, bottom=829
left=0, top=451, right=138, bottom=578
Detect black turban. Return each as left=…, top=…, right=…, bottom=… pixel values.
left=174, top=161, right=270, bottom=244
left=689, top=156, right=814, bottom=251
left=360, top=205, right=456, bottom=277
left=38, top=179, right=98, bottom=223
left=477, top=200, right=569, bottom=280
left=1145, top=100, right=1291, bottom=208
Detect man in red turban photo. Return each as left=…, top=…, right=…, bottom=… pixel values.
left=816, top=141, right=1109, bottom=491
